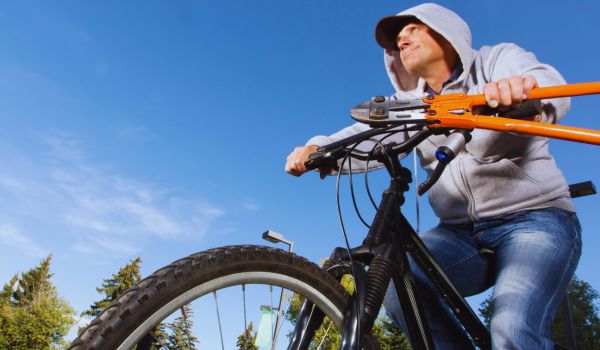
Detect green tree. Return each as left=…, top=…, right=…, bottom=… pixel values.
left=236, top=322, right=258, bottom=350
left=1, top=255, right=53, bottom=306
left=81, top=257, right=142, bottom=318
left=479, top=275, right=600, bottom=349
left=81, top=258, right=197, bottom=350
left=0, top=274, right=20, bottom=303
left=0, top=256, right=76, bottom=350
left=372, top=315, right=411, bottom=350
left=82, top=257, right=154, bottom=349
left=146, top=323, right=170, bottom=350
left=165, top=304, right=199, bottom=349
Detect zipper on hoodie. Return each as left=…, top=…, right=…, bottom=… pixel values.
left=457, top=156, right=479, bottom=222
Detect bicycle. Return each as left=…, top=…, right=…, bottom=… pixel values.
left=69, top=83, right=600, bottom=350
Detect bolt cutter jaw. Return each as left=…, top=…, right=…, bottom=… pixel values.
left=351, top=96, right=430, bottom=126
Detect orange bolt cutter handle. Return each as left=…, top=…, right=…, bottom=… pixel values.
left=472, top=116, right=600, bottom=145
left=465, top=81, right=600, bottom=106
left=424, top=82, right=600, bottom=145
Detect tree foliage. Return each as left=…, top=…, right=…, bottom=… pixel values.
left=479, top=275, right=600, bottom=349
left=236, top=322, right=258, bottom=350
left=165, top=304, right=199, bottom=349
left=0, top=256, right=75, bottom=350
left=81, top=257, right=142, bottom=318
left=81, top=258, right=199, bottom=349
left=372, top=315, right=411, bottom=350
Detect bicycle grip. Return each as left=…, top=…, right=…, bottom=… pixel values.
left=304, top=148, right=338, bottom=171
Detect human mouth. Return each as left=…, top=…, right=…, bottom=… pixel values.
left=402, top=45, right=418, bottom=57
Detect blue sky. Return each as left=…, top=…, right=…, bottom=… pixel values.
left=1, top=0, right=599, bottom=344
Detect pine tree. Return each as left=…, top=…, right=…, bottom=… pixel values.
left=372, top=315, right=411, bottom=350
left=81, top=257, right=182, bottom=350
left=0, top=274, right=19, bottom=303
left=0, top=256, right=75, bottom=349
left=0, top=256, right=53, bottom=306
left=147, top=323, right=170, bottom=350
left=236, top=322, right=258, bottom=350
left=81, top=257, right=142, bottom=318
left=479, top=275, right=600, bottom=348
left=477, top=296, right=493, bottom=328
left=166, top=304, right=199, bottom=349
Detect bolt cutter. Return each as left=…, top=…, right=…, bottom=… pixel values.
left=350, top=82, right=600, bottom=145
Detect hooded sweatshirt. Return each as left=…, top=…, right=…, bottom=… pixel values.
left=306, top=3, right=574, bottom=224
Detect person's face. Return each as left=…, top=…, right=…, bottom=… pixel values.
left=396, top=22, right=450, bottom=74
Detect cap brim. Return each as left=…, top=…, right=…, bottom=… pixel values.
left=375, top=16, right=413, bottom=51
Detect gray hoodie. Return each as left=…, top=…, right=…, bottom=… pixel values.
left=306, top=3, right=575, bottom=224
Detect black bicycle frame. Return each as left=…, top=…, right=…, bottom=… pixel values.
left=288, top=157, right=491, bottom=350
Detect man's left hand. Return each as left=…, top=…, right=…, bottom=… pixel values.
left=483, top=75, right=538, bottom=109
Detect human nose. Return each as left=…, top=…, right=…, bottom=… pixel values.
left=396, top=36, right=411, bottom=50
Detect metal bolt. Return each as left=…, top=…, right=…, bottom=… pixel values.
left=374, top=96, right=385, bottom=103
left=428, top=110, right=437, bottom=116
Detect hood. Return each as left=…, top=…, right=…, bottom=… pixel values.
left=375, top=3, right=476, bottom=95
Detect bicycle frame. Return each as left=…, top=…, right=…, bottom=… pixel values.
left=290, top=156, right=490, bottom=350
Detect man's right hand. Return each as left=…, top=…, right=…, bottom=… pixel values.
left=285, top=145, right=332, bottom=179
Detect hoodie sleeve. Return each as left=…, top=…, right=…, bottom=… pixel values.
left=305, top=122, right=409, bottom=174
left=483, top=43, right=570, bottom=123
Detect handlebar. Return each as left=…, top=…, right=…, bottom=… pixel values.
left=305, top=126, right=459, bottom=195
left=306, top=128, right=437, bottom=169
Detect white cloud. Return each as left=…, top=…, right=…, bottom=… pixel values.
left=0, top=131, right=224, bottom=256
left=91, top=237, right=139, bottom=256
left=0, top=225, right=47, bottom=258
left=70, top=243, right=95, bottom=255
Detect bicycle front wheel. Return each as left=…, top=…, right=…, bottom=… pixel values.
left=70, top=245, right=376, bottom=349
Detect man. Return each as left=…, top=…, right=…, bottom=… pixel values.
left=285, top=3, right=581, bottom=349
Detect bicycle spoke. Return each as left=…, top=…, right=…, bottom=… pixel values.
left=242, top=284, right=248, bottom=350
left=273, top=287, right=284, bottom=342
left=269, top=284, right=274, bottom=341
left=316, top=321, right=333, bottom=350
left=212, top=291, right=225, bottom=350
left=272, top=290, right=291, bottom=349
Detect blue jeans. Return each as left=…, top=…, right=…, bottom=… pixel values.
left=383, top=207, right=582, bottom=349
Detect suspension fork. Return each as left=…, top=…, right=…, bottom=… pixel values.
left=286, top=295, right=327, bottom=350
left=286, top=254, right=366, bottom=350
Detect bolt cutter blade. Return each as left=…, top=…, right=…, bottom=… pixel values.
left=351, top=96, right=430, bottom=126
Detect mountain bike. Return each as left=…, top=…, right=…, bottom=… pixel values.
left=69, top=83, right=600, bottom=350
